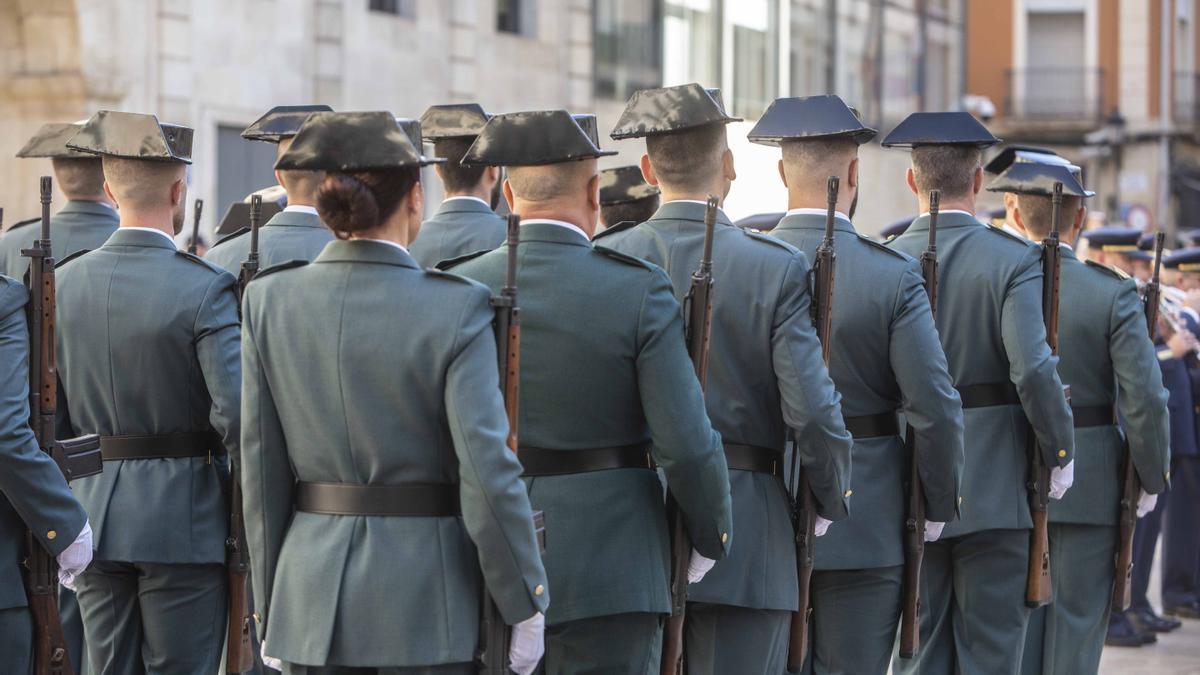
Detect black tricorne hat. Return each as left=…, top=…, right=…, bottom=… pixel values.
left=16, top=122, right=95, bottom=159
left=984, top=145, right=1067, bottom=175
left=572, top=114, right=604, bottom=148
left=216, top=190, right=286, bottom=235
left=66, top=110, right=193, bottom=163
left=242, top=105, right=334, bottom=143
left=275, top=111, right=444, bottom=171
left=420, top=103, right=491, bottom=141
left=393, top=117, right=440, bottom=164
left=986, top=162, right=1094, bottom=198
left=610, top=83, right=742, bottom=140
left=599, top=166, right=659, bottom=206
left=463, top=109, right=617, bottom=167
left=748, top=95, right=877, bottom=146
left=881, top=112, right=1000, bottom=148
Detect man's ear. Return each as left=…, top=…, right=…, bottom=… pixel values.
left=723, top=147, right=736, bottom=183
left=170, top=179, right=185, bottom=207
left=1003, top=192, right=1018, bottom=215
left=848, top=156, right=860, bottom=190
left=503, top=178, right=515, bottom=211
left=411, top=180, right=425, bottom=216
left=777, top=159, right=788, bottom=188
left=103, top=181, right=117, bottom=206
left=1073, top=206, right=1087, bottom=239
left=587, top=172, right=601, bottom=212
left=275, top=169, right=285, bottom=189
left=906, top=168, right=919, bottom=196
left=972, top=167, right=983, bottom=195
left=640, top=154, right=659, bottom=187
left=1011, top=201, right=1029, bottom=236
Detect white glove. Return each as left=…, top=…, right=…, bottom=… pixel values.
left=1137, top=489, right=1158, bottom=518
left=261, top=641, right=283, bottom=671
left=509, top=612, right=545, bottom=675
left=1048, top=460, right=1074, bottom=500
left=923, top=521, right=946, bottom=542
left=814, top=516, right=833, bottom=537
left=687, top=549, right=717, bottom=584
left=56, top=522, right=93, bottom=591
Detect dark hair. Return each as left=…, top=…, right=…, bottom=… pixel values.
left=317, top=168, right=420, bottom=239
left=434, top=138, right=488, bottom=193
left=645, top=124, right=727, bottom=192
left=601, top=195, right=660, bottom=228
left=910, top=146, right=982, bottom=201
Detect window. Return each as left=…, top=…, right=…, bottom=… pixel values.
left=664, top=0, right=721, bottom=87
left=216, top=125, right=277, bottom=225
left=498, top=0, right=535, bottom=36
left=730, top=0, right=778, bottom=119
left=594, top=0, right=663, bottom=100
left=790, top=0, right=830, bottom=97
left=369, top=0, right=415, bottom=18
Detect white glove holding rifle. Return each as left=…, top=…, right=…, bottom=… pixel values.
left=509, top=612, right=545, bottom=675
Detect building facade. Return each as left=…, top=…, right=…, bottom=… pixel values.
left=2, top=0, right=967, bottom=240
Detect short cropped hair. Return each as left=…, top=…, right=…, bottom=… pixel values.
left=1016, top=193, right=1082, bottom=239
left=52, top=158, right=107, bottom=199
left=601, top=195, right=660, bottom=228
left=434, top=138, right=488, bottom=193
left=780, top=138, right=858, bottom=192
left=645, top=124, right=727, bottom=193
left=507, top=161, right=595, bottom=203
left=101, top=157, right=186, bottom=211
left=910, top=146, right=982, bottom=200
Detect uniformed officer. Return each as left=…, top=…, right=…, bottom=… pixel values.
left=597, top=165, right=660, bottom=231
left=983, top=145, right=1071, bottom=240
left=1079, top=228, right=1149, bottom=279
left=205, top=105, right=335, bottom=272
left=239, top=110, right=547, bottom=675
left=749, top=95, right=965, bottom=675
left=991, top=162, right=1170, bottom=673
left=877, top=217, right=913, bottom=242
left=58, top=110, right=241, bottom=675
left=409, top=103, right=506, bottom=267
left=1, top=122, right=120, bottom=279
left=882, top=112, right=1075, bottom=675
left=0, top=273, right=93, bottom=674
left=448, top=108, right=733, bottom=673
left=599, top=83, right=854, bottom=675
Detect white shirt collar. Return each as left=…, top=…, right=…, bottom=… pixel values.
left=918, top=209, right=974, bottom=218
left=283, top=204, right=318, bottom=216
left=443, top=196, right=491, bottom=208
left=365, top=238, right=410, bottom=254
left=120, top=226, right=177, bottom=247
left=785, top=207, right=851, bottom=222
left=523, top=218, right=590, bottom=241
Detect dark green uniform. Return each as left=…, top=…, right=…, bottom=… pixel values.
left=0, top=200, right=119, bottom=280
left=771, top=210, right=964, bottom=674
left=204, top=206, right=333, bottom=274
left=410, top=197, right=506, bottom=268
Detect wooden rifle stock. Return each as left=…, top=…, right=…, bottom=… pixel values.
left=226, top=194, right=262, bottom=673
left=1113, top=232, right=1165, bottom=610
left=787, top=177, right=839, bottom=673
left=477, top=214, right=523, bottom=674
left=900, top=190, right=940, bottom=658
left=661, top=196, right=718, bottom=675
left=187, top=199, right=203, bottom=255
left=1026, top=182, right=1064, bottom=609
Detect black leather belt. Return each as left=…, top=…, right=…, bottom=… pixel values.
left=843, top=412, right=900, bottom=439
left=99, top=432, right=222, bottom=461
left=1072, top=405, right=1117, bottom=428
left=295, top=482, right=460, bottom=516
left=520, top=444, right=653, bottom=477
left=724, top=444, right=783, bottom=476
left=957, top=382, right=1021, bottom=409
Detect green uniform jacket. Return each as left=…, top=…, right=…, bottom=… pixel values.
left=0, top=277, right=87, bottom=611
left=0, top=200, right=120, bottom=280
left=599, top=201, right=852, bottom=611
left=410, top=197, right=506, bottom=268
left=451, top=221, right=732, bottom=624
left=241, top=240, right=548, bottom=666
left=204, top=207, right=334, bottom=274
left=55, top=229, right=241, bottom=564
left=771, top=212, right=964, bottom=569
left=1051, top=249, right=1170, bottom=524
left=888, top=212, right=1075, bottom=537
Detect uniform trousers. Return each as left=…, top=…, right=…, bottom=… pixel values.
left=1020, top=524, right=1114, bottom=675
left=61, top=586, right=86, bottom=675
left=283, top=665, right=472, bottom=674
left=1129, top=481, right=1168, bottom=613
left=538, top=611, right=661, bottom=675
left=1163, top=455, right=1200, bottom=608
left=892, top=528, right=1030, bottom=675
left=0, top=606, right=32, bottom=675
left=74, top=560, right=225, bottom=675
left=685, top=602, right=789, bottom=675
left=804, top=565, right=903, bottom=675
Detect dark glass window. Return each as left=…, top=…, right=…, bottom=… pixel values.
left=369, top=0, right=415, bottom=18
left=594, top=0, right=663, bottom=100
left=498, top=0, right=534, bottom=35
left=216, top=125, right=276, bottom=224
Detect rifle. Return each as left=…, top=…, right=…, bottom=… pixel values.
left=1113, top=231, right=1165, bottom=610
left=187, top=199, right=204, bottom=255
left=477, top=214, right=544, bottom=674
left=786, top=176, right=839, bottom=673
left=1025, top=181, right=1064, bottom=609
left=661, top=195, right=718, bottom=675
left=226, top=194, right=261, bottom=673
left=22, top=176, right=102, bottom=675
left=899, top=190, right=940, bottom=658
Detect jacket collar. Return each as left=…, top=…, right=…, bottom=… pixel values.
left=265, top=209, right=325, bottom=229
left=59, top=200, right=119, bottom=220
left=517, top=220, right=593, bottom=248
left=103, top=227, right=177, bottom=250
left=435, top=196, right=496, bottom=216
left=773, top=211, right=858, bottom=236
left=647, top=200, right=735, bottom=228
left=314, top=238, right=420, bottom=268
left=904, top=210, right=983, bottom=234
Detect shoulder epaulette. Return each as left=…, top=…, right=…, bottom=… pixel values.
left=54, top=249, right=92, bottom=268
left=1085, top=258, right=1130, bottom=279
left=5, top=217, right=39, bottom=232
left=424, top=267, right=492, bottom=293
left=594, top=245, right=656, bottom=270
left=592, top=220, right=639, bottom=241
left=250, top=259, right=309, bottom=282
left=985, top=223, right=1035, bottom=246
left=435, top=248, right=491, bottom=271
left=175, top=249, right=229, bottom=274
left=742, top=228, right=798, bottom=253
left=855, top=234, right=912, bottom=261
left=212, top=227, right=249, bottom=248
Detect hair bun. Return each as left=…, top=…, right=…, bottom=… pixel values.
left=318, top=173, right=380, bottom=238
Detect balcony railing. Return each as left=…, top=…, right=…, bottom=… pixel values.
left=1175, top=72, right=1200, bottom=124
left=1004, top=67, right=1105, bottom=122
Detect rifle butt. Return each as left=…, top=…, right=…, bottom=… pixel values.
left=899, top=558, right=922, bottom=658
left=29, top=589, right=73, bottom=675
left=1025, top=512, right=1052, bottom=608
left=785, top=600, right=811, bottom=673
left=1112, top=453, right=1139, bottom=611
left=661, top=613, right=685, bottom=675
left=226, top=569, right=254, bottom=673
left=661, top=492, right=690, bottom=675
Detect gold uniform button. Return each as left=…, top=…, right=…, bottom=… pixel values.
left=1057, top=449, right=1067, bottom=458
left=534, top=584, right=545, bottom=597
left=844, top=490, right=853, bottom=498
left=46, top=530, right=57, bottom=540
left=721, top=532, right=728, bottom=544
left=958, top=496, right=964, bottom=505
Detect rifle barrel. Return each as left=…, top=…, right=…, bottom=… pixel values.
left=928, top=190, right=940, bottom=250
left=702, top=196, right=718, bottom=269
left=824, top=176, right=839, bottom=242
left=505, top=214, right=520, bottom=293
left=40, top=176, right=52, bottom=243
left=248, top=195, right=262, bottom=260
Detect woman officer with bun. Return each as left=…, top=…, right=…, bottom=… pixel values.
left=240, top=111, right=548, bottom=675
